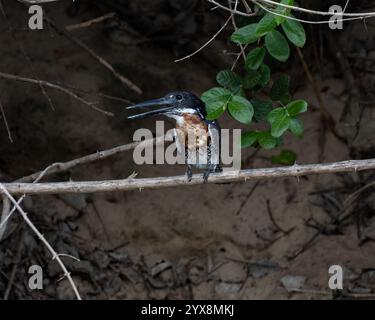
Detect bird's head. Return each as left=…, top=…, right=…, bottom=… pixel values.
left=127, top=91, right=206, bottom=122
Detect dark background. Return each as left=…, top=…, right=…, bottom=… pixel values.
left=0, top=0, right=375, bottom=299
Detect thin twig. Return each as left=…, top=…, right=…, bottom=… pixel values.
left=57, top=253, right=80, bottom=262
left=326, top=33, right=362, bottom=146
left=18, top=0, right=59, bottom=3
left=228, top=0, right=246, bottom=62
left=0, top=0, right=55, bottom=111
left=0, top=71, right=114, bottom=117
left=344, top=180, right=375, bottom=207
left=210, top=0, right=375, bottom=24
left=3, top=230, right=24, bottom=300
left=0, top=184, right=82, bottom=300
left=255, top=0, right=374, bottom=17
left=253, top=0, right=375, bottom=24
left=234, top=181, right=260, bottom=215
left=46, top=17, right=142, bottom=95
left=337, top=180, right=375, bottom=223
left=0, top=96, right=13, bottom=143
left=0, top=164, right=63, bottom=231
left=0, top=138, right=161, bottom=231
left=296, top=47, right=345, bottom=143
left=266, top=199, right=293, bottom=234
left=241, top=0, right=252, bottom=13
left=1, top=159, right=375, bottom=195
left=17, top=136, right=165, bottom=183
left=231, top=44, right=248, bottom=71
left=65, top=12, right=116, bottom=31
left=18, top=0, right=141, bottom=94
left=0, top=138, right=159, bottom=229
left=0, top=195, right=10, bottom=240
left=288, top=231, right=320, bottom=260
left=174, top=15, right=232, bottom=62
left=207, top=0, right=257, bottom=17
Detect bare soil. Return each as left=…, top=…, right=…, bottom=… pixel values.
left=0, top=0, right=374, bottom=300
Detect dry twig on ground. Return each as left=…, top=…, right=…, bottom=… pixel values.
left=0, top=184, right=82, bottom=300
left=65, top=12, right=116, bottom=31
left=0, top=96, right=13, bottom=143
left=0, top=196, right=10, bottom=240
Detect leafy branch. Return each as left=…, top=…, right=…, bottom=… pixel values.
left=201, top=0, right=307, bottom=164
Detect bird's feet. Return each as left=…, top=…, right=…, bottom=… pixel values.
left=203, top=165, right=221, bottom=184
left=203, top=170, right=210, bottom=184
left=186, top=165, right=193, bottom=182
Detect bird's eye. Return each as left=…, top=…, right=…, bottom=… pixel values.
left=176, top=94, right=183, bottom=101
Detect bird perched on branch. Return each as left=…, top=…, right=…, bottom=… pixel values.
left=127, top=91, right=221, bottom=182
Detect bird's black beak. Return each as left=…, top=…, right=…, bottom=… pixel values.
left=127, top=97, right=174, bottom=120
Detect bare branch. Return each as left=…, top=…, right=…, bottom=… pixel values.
left=2, top=159, right=375, bottom=195
left=0, top=195, right=10, bottom=240
left=174, top=15, right=232, bottom=62
left=208, top=0, right=375, bottom=24
left=65, top=12, right=116, bottom=31
left=241, top=0, right=252, bottom=13
left=0, top=184, right=82, bottom=300
left=207, top=0, right=257, bottom=17
left=17, top=136, right=165, bottom=183
left=255, top=0, right=375, bottom=17
left=0, top=0, right=55, bottom=111
left=0, top=163, right=66, bottom=232
left=0, top=71, right=114, bottom=117
left=0, top=96, right=13, bottom=143
left=17, top=1, right=142, bottom=94
left=45, top=17, right=142, bottom=95
left=251, top=0, right=374, bottom=25
left=3, top=229, right=23, bottom=300
left=228, top=0, right=246, bottom=62
left=18, top=0, right=60, bottom=3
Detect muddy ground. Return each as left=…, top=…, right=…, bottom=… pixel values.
left=0, top=0, right=375, bottom=299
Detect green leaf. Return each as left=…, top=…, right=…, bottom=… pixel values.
left=201, top=87, right=231, bottom=120
left=270, top=75, right=290, bottom=101
left=258, top=131, right=278, bottom=149
left=243, top=70, right=261, bottom=89
left=241, top=131, right=259, bottom=148
left=228, top=95, right=254, bottom=124
left=271, top=149, right=297, bottom=165
left=258, top=64, right=271, bottom=88
left=286, top=100, right=308, bottom=116
left=274, top=0, right=295, bottom=25
left=250, top=99, right=273, bottom=122
left=265, top=30, right=290, bottom=62
left=282, top=17, right=306, bottom=48
left=281, top=92, right=292, bottom=105
left=255, top=13, right=277, bottom=37
left=267, top=108, right=291, bottom=137
left=245, top=47, right=265, bottom=71
left=201, top=87, right=231, bottom=102
left=236, top=87, right=247, bottom=98
left=289, top=117, right=304, bottom=138
left=205, top=100, right=227, bottom=120
left=231, top=23, right=258, bottom=44
left=267, top=107, right=283, bottom=123
left=216, top=70, right=242, bottom=93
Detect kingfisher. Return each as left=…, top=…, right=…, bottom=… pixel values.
left=127, top=91, right=221, bottom=182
